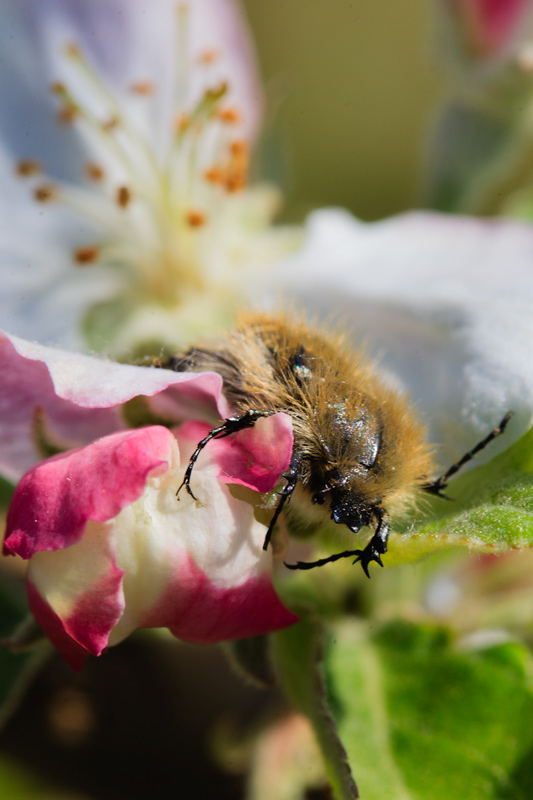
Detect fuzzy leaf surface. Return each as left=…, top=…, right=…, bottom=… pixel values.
left=325, top=620, right=533, bottom=800
left=388, top=425, right=533, bottom=566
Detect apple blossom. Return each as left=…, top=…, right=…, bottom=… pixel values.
left=0, top=0, right=299, bottom=352
left=1, top=331, right=297, bottom=669
left=438, top=0, right=533, bottom=61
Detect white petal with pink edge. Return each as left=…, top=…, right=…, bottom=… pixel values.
left=5, top=422, right=297, bottom=668
left=0, top=330, right=231, bottom=481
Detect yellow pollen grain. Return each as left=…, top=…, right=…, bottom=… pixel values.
left=175, top=113, right=190, bottom=133
left=218, top=106, right=241, bottom=124
left=16, top=159, right=42, bottom=177
left=198, top=49, right=219, bottom=65
left=116, top=186, right=132, bottom=209
left=64, top=43, right=81, bottom=58
left=225, top=171, right=246, bottom=193
left=57, top=106, right=77, bottom=125
left=102, top=116, right=119, bottom=132
left=130, top=80, right=155, bottom=95
left=204, top=166, right=225, bottom=184
left=73, top=245, right=100, bottom=265
left=185, top=209, right=207, bottom=228
left=84, top=162, right=105, bottom=182
left=205, top=82, right=227, bottom=102
left=224, top=140, right=249, bottom=192
left=230, top=140, right=248, bottom=157
left=50, top=81, right=67, bottom=96
left=34, top=185, right=57, bottom=203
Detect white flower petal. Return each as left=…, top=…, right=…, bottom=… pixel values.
left=270, top=209, right=533, bottom=463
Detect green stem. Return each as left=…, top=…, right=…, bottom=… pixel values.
left=270, top=616, right=359, bottom=800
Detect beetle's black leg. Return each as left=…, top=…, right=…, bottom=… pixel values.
left=422, top=411, right=513, bottom=498
left=350, top=508, right=389, bottom=578
left=285, top=549, right=363, bottom=571
left=285, top=507, right=389, bottom=578
left=177, top=408, right=274, bottom=501
left=262, top=455, right=300, bottom=552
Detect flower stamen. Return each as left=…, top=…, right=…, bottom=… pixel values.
left=84, top=163, right=105, bottom=182
left=34, top=185, right=57, bottom=203
left=73, top=245, right=101, bottom=265
left=16, top=159, right=42, bottom=177
left=185, top=210, right=207, bottom=228
left=130, top=81, right=156, bottom=96
left=14, top=6, right=278, bottom=348
left=116, top=186, right=133, bottom=209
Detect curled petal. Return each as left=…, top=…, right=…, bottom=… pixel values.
left=4, top=426, right=174, bottom=558
left=179, top=412, right=294, bottom=493
left=0, top=331, right=229, bottom=480
left=5, top=424, right=297, bottom=668
left=143, top=554, right=298, bottom=645
left=26, top=523, right=125, bottom=670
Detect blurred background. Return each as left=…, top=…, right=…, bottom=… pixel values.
left=244, top=0, right=443, bottom=221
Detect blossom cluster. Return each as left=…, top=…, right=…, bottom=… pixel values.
left=1, top=332, right=297, bottom=669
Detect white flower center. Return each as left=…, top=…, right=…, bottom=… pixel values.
left=16, top=7, right=259, bottom=310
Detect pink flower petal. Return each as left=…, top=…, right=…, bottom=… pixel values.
left=142, top=552, right=298, bottom=644
left=214, top=413, right=294, bottom=493
left=449, top=0, right=530, bottom=57
left=4, top=332, right=226, bottom=410
left=178, top=412, right=294, bottom=493
left=27, top=583, right=92, bottom=672
left=27, top=562, right=124, bottom=671
left=106, top=451, right=297, bottom=647
left=25, top=517, right=127, bottom=671
left=4, top=426, right=175, bottom=558
left=0, top=331, right=230, bottom=480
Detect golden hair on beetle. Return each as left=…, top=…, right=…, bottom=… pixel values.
left=167, top=312, right=512, bottom=576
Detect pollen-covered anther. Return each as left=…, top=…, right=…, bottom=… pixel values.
left=50, top=81, right=67, bottom=97
left=73, top=245, right=100, bottom=265
left=230, top=140, right=248, bottom=158
left=218, top=106, right=241, bottom=124
left=198, top=49, right=219, bottom=65
left=64, top=42, right=82, bottom=59
left=204, top=166, right=225, bottom=184
left=16, top=159, right=42, bottom=178
left=130, top=81, right=155, bottom=95
left=102, top=116, right=119, bottom=132
left=34, top=185, right=57, bottom=203
left=185, top=210, right=207, bottom=228
left=57, top=106, right=77, bottom=125
left=84, top=163, right=105, bottom=182
left=224, top=140, right=249, bottom=192
left=205, top=82, right=228, bottom=103
left=175, top=113, right=190, bottom=134
left=116, top=186, right=132, bottom=209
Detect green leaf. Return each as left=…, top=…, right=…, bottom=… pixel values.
left=271, top=617, right=359, bottom=800
left=0, top=476, right=14, bottom=511
left=389, top=424, right=533, bottom=566
left=0, top=756, right=75, bottom=799
left=325, top=619, right=533, bottom=800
